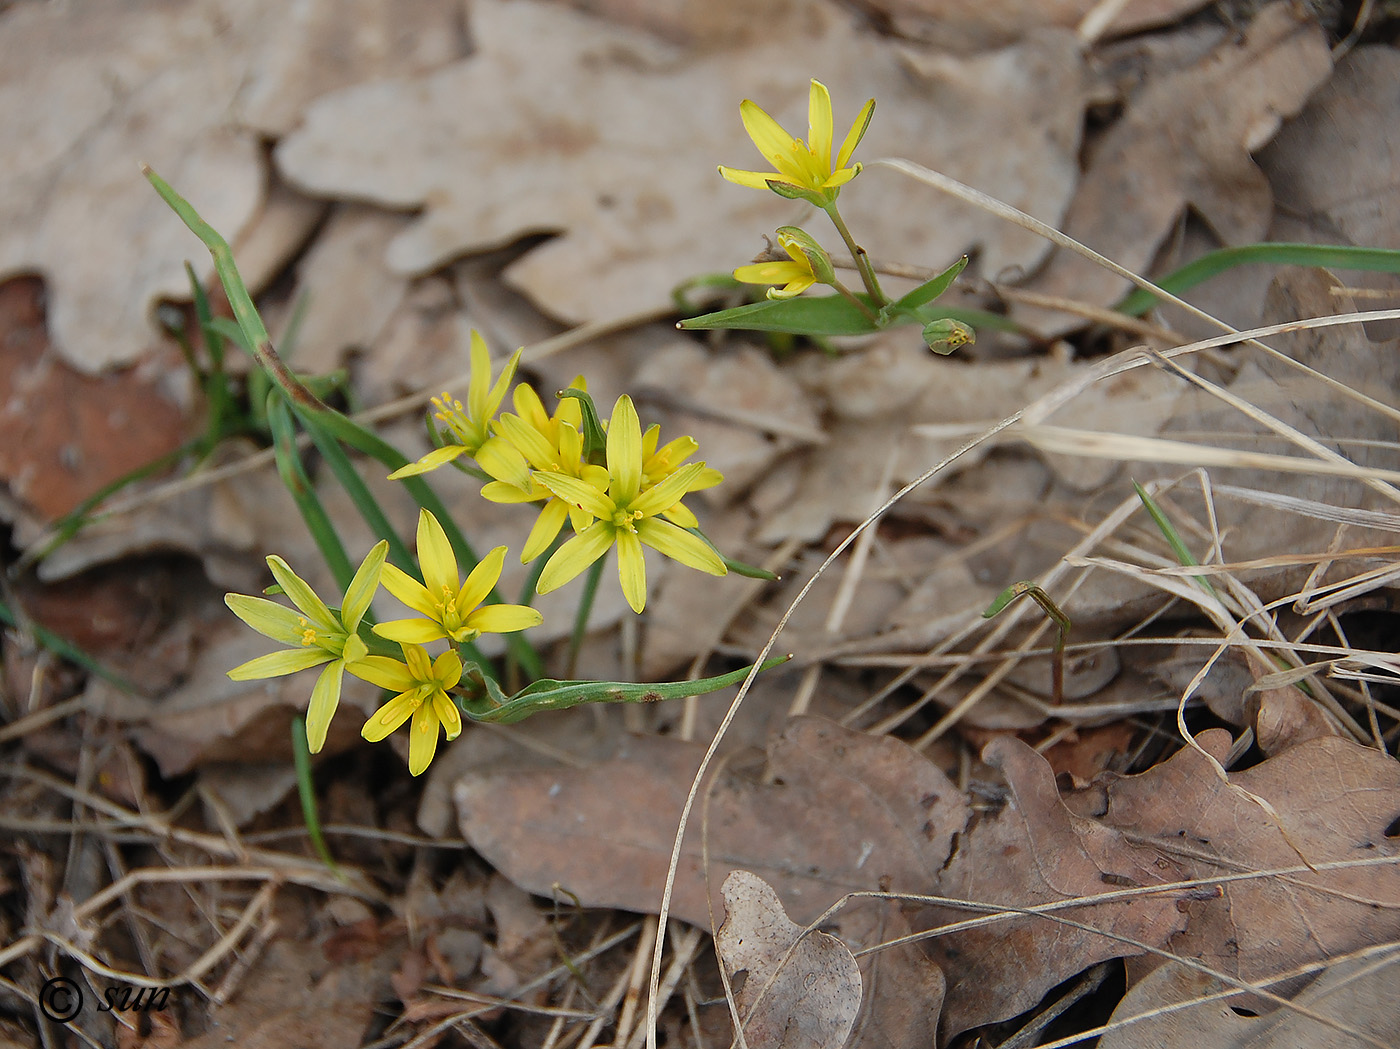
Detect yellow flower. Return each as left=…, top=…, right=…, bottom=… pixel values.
left=639, top=425, right=723, bottom=529
left=719, top=79, right=875, bottom=206
left=733, top=230, right=825, bottom=300
left=374, top=509, right=543, bottom=645
left=389, top=333, right=522, bottom=479
left=352, top=643, right=463, bottom=776
left=476, top=381, right=611, bottom=562
left=533, top=395, right=726, bottom=613
left=226, top=541, right=388, bottom=753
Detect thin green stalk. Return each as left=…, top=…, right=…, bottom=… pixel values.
left=145, top=165, right=544, bottom=680
left=267, top=393, right=354, bottom=590
left=1132, top=481, right=1217, bottom=600
left=830, top=277, right=879, bottom=323
left=824, top=202, right=886, bottom=305
left=567, top=552, right=607, bottom=680
left=303, top=420, right=414, bottom=573
left=291, top=717, right=340, bottom=875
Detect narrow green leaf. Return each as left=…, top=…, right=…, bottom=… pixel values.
left=678, top=294, right=881, bottom=336
left=890, top=255, right=968, bottom=313
left=1115, top=242, right=1400, bottom=317
left=1132, top=480, right=1217, bottom=598
left=458, top=656, right=792, bottom=724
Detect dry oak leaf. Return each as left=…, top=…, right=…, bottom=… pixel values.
left=0, top=0, right=265, bottom=372
left=1084, top=728, right=1400, bottom=996
left=0, top=0, right=464, bottom=373
left=274, top=0, right=1086, bottom=327
left=1022, top=2, right=1331, bottom=334
left=455, top=715, right=967, bottom=927
left=918, top=735, right=1191, bottom=1039
left=716, top=870, right=863, bottom=1049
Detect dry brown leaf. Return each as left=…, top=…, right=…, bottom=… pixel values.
left=1261, top=45, right=1400, bottom=255
left=858, top=0, right=1210, bottom=49
left=455, top=715, right=965, bottom=928
left=1022, top=3, right=1331, bottom=333
left=1102, top=951, right=1400, bottom=1049
left=918, top=735, right=1190, bottom=1038
left=0, top=0, right=265, bottom=371
left=1084, top=728, right=1400, bottom=997
left=0, top=278, right=189, bottom=522
left=275, top=0, right=1085, bottom=327
left=716, top=870, right=863, bottom=1049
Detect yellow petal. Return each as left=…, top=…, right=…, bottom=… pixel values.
left=534, top=471, right=614, bottom=520
left=537, top=523, right=617, bottom=594
left=458, top=545, right=507, bottom=616
left=305, top=661, right=345, bottom=752
left=718, top=165, right=781, bottom=191
left=835, top=98, right=876, bottom=173
left=630, top=461, right=709, bottom=518
left=606, top=395, right=643, bottom=505
left=407, top=702, right=440, bottom=776
left=467, top=603, right=544, bottom=634
left=808, top=79, right=835, bottom=174
left=416, top=509, right=459, bottom=601
left=372, top=618, right=448, bottom=645
left=362, top=692, right=415, bottom=743
left=738, top=99, right=798, bottom=171
left=388, top=444, right=469, bottom=480
left=227, top=648, right=332, bottom=680
left=616, top=529, right=647, bottom=613
left=637, top=518, right=727, bottom=576
left=379, top=562, right=437, bottom=619
left=522, top=499, right=570, bottom=562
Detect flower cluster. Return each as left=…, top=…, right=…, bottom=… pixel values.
left=226, top=509, right=542, bottom=776
left=393, top=336, right=727, bottom=614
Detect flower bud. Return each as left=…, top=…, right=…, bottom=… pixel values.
left=776, top=226, right=836, bottom=287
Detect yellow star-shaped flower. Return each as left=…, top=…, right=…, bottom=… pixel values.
left=352, top=643, right=463, bottom=776
left=719, top=79, right=875, bottom=207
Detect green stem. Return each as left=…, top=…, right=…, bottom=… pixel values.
left=568, top=551, right=607, bottom=679
left=830, top=277, right=879, bottom=323
left=291, top=717, right=340, bottom=875
left=824, top=203, right=886, bottom=305
left=267, top=393, right=355, bottom=590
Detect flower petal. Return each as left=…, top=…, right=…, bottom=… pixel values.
left=497, top=413, right=560, bottom=471
left=475, top=437, right=532, bottom=489
left=265, top=556, right=337, bottom=632
left=733, top=260, right=812, bottom=287
left=630, top=461, right=709, bottom=518
left=738, top=99, right=797, bottom=169
left=537, top=523, right=617, bottom=594
left=372, top=618, right=449, bottom=645
left=416, top=509, right=459, bottom=601
left=433, top=691, right=463, bottom=742
left=228, top=648, right=332, bottom=680
left=379, top=562, right=438, bottom=619
left=305, top=661, right=345, bottom=752
left=808, top=79, right=835, bottom=174
left=407, top=702, right=439, bottom=776
left=637, top=518, right=728, bottom=576
left=347, top=655, right=417, bottom=691
left=835, top=97, right=876, bottom=172
left=457, top=545, right=507, bottom=617
left=342, top=541, right=388, bottom=632
left=388, top=444, right=469, bottom=480
left=534, top=472, right=614, bottom=520
left=616, top=529, right=647, bottom=613
left=718, top=165, right=782, bottom=191
left=361, top=692, right=415, bottom=742
left=467, top=603, right=544, bottom=634
left=225, top=594, right=310, bottom=645
left=522, top=498, right=570, bottom=562
left=661, top=501, right=699, bottom=528
left=606, top=395, right=643, bottom=505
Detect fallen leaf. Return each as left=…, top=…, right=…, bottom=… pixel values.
left=918, top=735, right=1190, bottom=1038
left=275, top=0, right=1085, bottom=328
left=0, top=278, right=189, bottom=522
left=1102, top=950, right=1400, bottom=1049
left=858, top=0, right=1210, bottom=50
left=716, top=870, right=863, bottom=1049
left=0, top=0, right=265, bottom=371
left=1022, top=3, right=1331, bottom=333
left=455, top=716, right=965, bottom=928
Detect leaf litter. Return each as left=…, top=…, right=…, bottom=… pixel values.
left=4, top=0, right=1400, bottom=1046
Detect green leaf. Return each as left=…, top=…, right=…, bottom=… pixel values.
left=890, top=255, right=968, bottom=313
left=457, top=656, right=791, bottom=724
left=558, top=387, right=609, bottom=460
left=678, top=294, right=880, bottom=336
